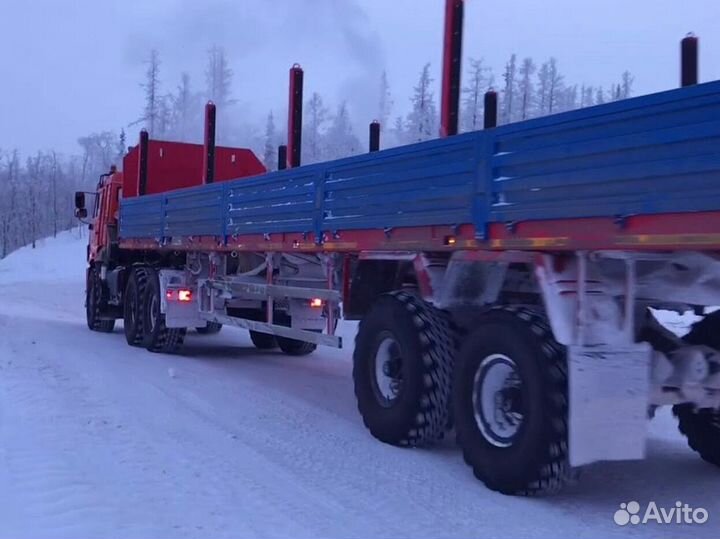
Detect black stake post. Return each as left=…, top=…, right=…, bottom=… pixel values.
left=203, top=102, right=217, bottom=184
left=137, top=129, right=149, bottom=196
left=369, top=121, right=381, bottom=152
left=681, top=34, right=699, bottom=87
left=287, top=65, right=304, bottom=168
left=278, top=145, right=288, bottom=170
left=484, top=91, right=498, bottom=129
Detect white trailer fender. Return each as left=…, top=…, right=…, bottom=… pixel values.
left=536, top=253, right=652, bottom=466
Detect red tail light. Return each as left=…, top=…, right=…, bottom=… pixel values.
left=178, top=289, right=193, bottom=302
left=309, top=298, right=324, bottom=308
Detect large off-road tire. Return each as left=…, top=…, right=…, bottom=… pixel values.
left=673, top=311, right=720, bottom=468
left=123, top=267, right=148, bottom=346
left=250, top=331, right=278, bottom=350
left=196, top=322, right=223, bottom=335
left=277, top=336, right=317, bottom=356
left=353, top=291, right=454, bottom=447
left=142, top=268, right=186, bottom=354
left=674, top=405, right=720, bottom=467
left=86, top=266, right=115, bottom=333
left=453, top=306, right=570, bottom=496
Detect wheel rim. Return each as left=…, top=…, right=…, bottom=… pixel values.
left=127, top=290, right=136, bottom=326
left=472, top=354, right=524, bottom=447
left=372, top=333, right=404, bottom=407
left=148, top=293, right=159, bottom=333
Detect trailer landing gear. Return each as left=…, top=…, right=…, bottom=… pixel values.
left=352, top=291, right=454, bottom=447
left=453, top=306, right=571, bottom=495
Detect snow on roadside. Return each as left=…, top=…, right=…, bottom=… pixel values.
left=0, top=232, right=718, bottom=539
left=0, top=227, right=87, bottom=285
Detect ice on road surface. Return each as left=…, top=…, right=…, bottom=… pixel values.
left=0, top=229, right=718, bottom=538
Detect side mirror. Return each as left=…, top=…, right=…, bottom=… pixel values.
left=74, top=191, right=86, bottom=210
left=75, top=208, right=88, bottom=219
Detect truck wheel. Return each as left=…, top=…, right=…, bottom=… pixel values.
left=673, top=311, right=720, bottom=467
left=674, top=405, right=720, bottom=467
left=453, top=306, right=570, bottom=495
left=197, top=322, right=223, bottom=335
left=353, top=291, right=454, bottom=447
left=277, top=336, right=316, bottom=356
left=250, top=331, right=278, bottom=350
left=123, top=267, right=148, bottom=346
left=142, top=268, right=186, bottom=354
left=87, top=267, right=115, bottom=333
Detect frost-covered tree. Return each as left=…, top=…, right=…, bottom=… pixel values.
left=78, top=132, right=117, bottom=182
left=390, top=115, right=407, bottom=148
left=621, top=71, right=634, bottom=99
left=139, top=49, right=163, bottom=137
left=325, top=102, right=361, bottom=160
left=170, top=73, right=201, bottom=142
left=461, top=58, right=490, bottom=132
left=501, top=54, right=518, bottom=124
left=378, top=71, right=393, bottom=132
left=205, top=46, right=234, bottom=142
left=595, top=86, right=606, bottom=105
left=205, top=46, right=233, bottom=108
left=0, top=151, right=20, bottom=257
left=518, top=57, right=535, bottom=120
left=535, top=58, right=564, bottom=115
left=303, top=92, right=329, bottom=164
left=547, top=58, right=563, bottom=114
left=117, top=129, right=127, bottom=163
left=406, top=63, right=438, bottom=142
left=262, top=111, right=278, bottom=170
left=536, top=61, right=551, bottom=116
left=559, top=84, right=578, bottom=112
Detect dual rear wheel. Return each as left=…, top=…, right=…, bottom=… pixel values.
left=123, top=266, right=186, bottom=353
left=353, top=294, right=570, bottom=495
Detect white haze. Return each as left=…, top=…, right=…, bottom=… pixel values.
left=1, top=0, right=719, bottom=155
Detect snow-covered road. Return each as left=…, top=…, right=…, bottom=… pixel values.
left=0, top=230, right=717, bottom=538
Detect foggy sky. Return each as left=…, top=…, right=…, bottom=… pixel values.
left=1, top=0, right=719, bottom=156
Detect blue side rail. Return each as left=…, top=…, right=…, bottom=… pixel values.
left=120, top=81, right=720, bottom=242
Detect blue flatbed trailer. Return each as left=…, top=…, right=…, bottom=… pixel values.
left=119, top=80, right=720, bottom=253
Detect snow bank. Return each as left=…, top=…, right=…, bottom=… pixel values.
left=0, top=227, right=87, bottom=285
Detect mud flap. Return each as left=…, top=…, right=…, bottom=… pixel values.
left=568, top=344, right=651, bottom=467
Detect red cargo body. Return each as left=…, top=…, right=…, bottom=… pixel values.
left=122, top=140, right=266, bottom=197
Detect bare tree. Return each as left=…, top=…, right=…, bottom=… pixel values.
left=263, top=111, right=277, bottom=171
left=406, top=63, right=438, bottom=143
left=325, top=102, right=361, bottom=160
left=518, top=58, right=536, bottom=120
left=501, top=54, right=518, bottom=124
left=139, top=49, right=163, bottom=136
left=621, top=71, right=635, bottom=99
left=378, top=71, right=394, bottom=132
left=547, top=58, right=564, bottom=114
left=462, top=58, right=491, bottom=132
left=303, top=93, right=329, bottom=164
